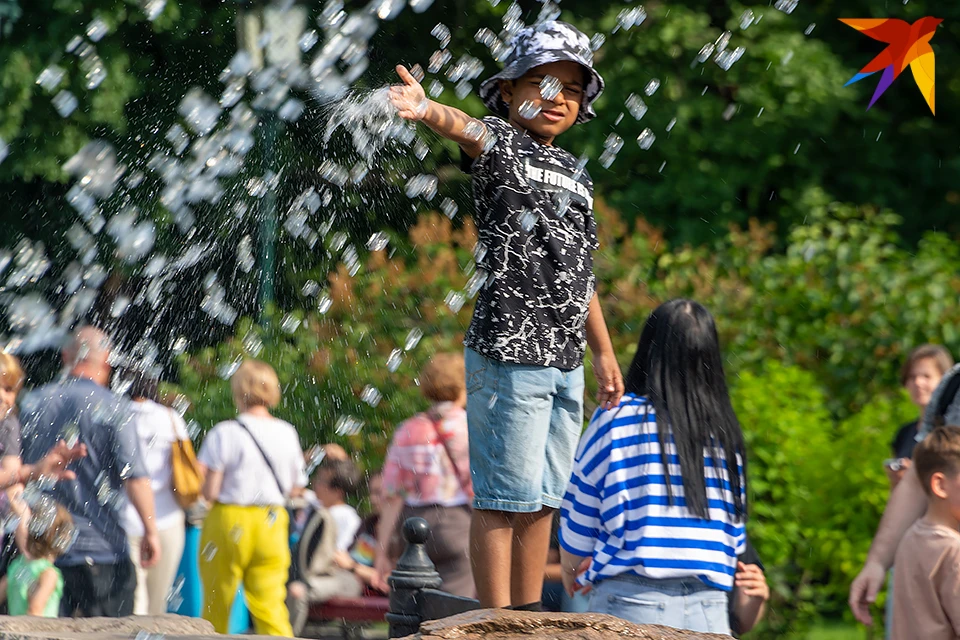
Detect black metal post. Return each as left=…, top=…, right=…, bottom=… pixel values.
left=386, top=517, right=442, bottom=638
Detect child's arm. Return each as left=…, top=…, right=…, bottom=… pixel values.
left=732, top=562, right=769, bottom=634
left=7, top=485, right=31, bottom=558
left=26, top=567, right=59, bottom=616
left=559, top=548, right=591, bottom=597
left=585, top=293, right=624, bottom=410
left=390, top=65, right=486, bottom=158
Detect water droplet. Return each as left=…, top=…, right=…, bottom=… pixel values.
left=86, top=18, right=109, bottom=42
left=740, top=9, right=755, bottom=30
left=278, top=98, right=305, bottom=122
left=465, top=269, right=488, bottom=297
left=715, top=47, right=746, bottom=71
left=539, top=75, right=562, bottom=101
left=428, top=49, right=452, bottom=74
left=335, top=415, right=364, bottom=436
left=625, top=94, right=647, bottom=120
left=52, top=91, right=79, bottom=117
left=428, top=79, right=445, bottom=98
left=387, top=349, right=403, bottom=372
left=201, top=542, right=218, bottom=562
left=299, top=29, right=319, bottom=52
left=553, top=191, right=571, bottom=217
left=461, top=120, right=485, bottom=141
left=440, top=197, right=458, bottom=219
left=317, top=293, right=332, bottom=314
left=603, top=134, right=623, bottom=154
left=361, top=385, right=382, bottom=407
left=722, top=104, right=737, bottom=121
left=404, top=329, right=423, bottom=352
left=590, top=33, right=605, bottom=51
left=366, top=232, right=389, bottom=251
left=431, top=23, right=451, bottom=48
left=218, top=356, right=242, bottom=380
left=488, top=392, right=498, bottom=409
left=143, top=0, right=166, bottom=20
left=519, top=208, right=537, bottom=232
left=804, top=23, right=816, bottom=35
left=36, top=65, right=66, bottom=92
left=444, top=291, right=465, bottom=313
left=644, top=79, right=660, bottom=96
left=637, top=128, right=656, bottom=150
left=405, top=174, right=438, bottom=200
left=281, top=314, right=301, bottom=334
left=774, top=0, right=798, bottom=14
left=666, top=118, right=677, bottom=132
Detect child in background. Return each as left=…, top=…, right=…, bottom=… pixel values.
left=390, top=20, right=623, bottom=609
left=4, top=494, right=74, bottom=617
left=892, top=426, right=960, bottom=640
left=313, top=458, right=362, bottom=553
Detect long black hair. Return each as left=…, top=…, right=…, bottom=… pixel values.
left=623, top=299, right=746, bottom=521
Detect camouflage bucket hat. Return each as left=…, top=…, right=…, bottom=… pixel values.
left=479, top=20, right=604, bottom=124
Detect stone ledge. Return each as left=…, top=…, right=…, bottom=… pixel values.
left=401, top=609, right=728, bottom=639
left=0, top=615, right=214, bottom=639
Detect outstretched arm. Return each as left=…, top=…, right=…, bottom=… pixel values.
left=849, top=464, right=926, bottom=625
left=390, top=65, right=486, bottom=158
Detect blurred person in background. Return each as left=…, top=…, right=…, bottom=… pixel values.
left=375, top=353, right=474, bottom=598
left=882, top=344, right=953, bottom=637
left=20, top=327, right=157, bottom=617
left=887, top=345, right=954, bottom=489
left=286, top=458, right=363, bottom=636
left=198, top=359, right=306, bottom=636
left=0, top=352, right=86, bottom=493
left=117, top=368, right=190, bottom=616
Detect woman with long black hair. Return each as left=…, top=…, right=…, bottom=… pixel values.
left=559, top=299, right=748, bottom=635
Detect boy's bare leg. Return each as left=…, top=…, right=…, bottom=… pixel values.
left=510, top=507, right=555, bottom=606
left=471, top=509, right=515, bottom=608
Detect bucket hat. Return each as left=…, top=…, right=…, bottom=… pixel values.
left=479, top=20, right=604, bottom=124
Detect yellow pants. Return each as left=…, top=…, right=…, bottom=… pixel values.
left=199, top=503, right=293, bottom=636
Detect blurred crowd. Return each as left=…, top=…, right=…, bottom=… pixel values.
left=2, top=323, right=955, bottom=640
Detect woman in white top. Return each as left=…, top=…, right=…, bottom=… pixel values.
left=119, top=370, right=189, bottom=616
left=198, top=360, right=307, bottom=637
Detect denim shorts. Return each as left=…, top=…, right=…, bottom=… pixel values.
left=464, top=347, right=584, bottom=513
left=588, top=574, right=731, bottom=636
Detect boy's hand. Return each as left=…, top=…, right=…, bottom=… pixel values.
left=735, top=562, right=769, bottom=600
left=593, top=351, right=624, bottom=410
left=390, top=65, right=428, bottom=121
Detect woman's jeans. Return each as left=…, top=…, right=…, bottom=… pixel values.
left=588, top=574, right=731, bottom=636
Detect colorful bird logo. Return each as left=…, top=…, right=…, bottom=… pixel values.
left=839, top=17, right=941, bottom=115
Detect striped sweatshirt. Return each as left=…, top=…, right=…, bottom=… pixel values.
left=559, top=394, right=746, bottom=591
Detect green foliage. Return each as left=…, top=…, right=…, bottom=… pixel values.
left=730, top=361, right=833, bottom=637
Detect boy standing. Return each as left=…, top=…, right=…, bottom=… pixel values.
left=892, top=426, right=960, bottom=640
left=391, top=21, right=623, bottom=609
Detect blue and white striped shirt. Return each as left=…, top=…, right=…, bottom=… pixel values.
left=559, top=394, right=746, bottom=591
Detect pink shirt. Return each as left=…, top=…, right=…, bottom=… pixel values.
left=382, top=403, right=472, bottom=508
left=893, top=519, right=960, bottom=640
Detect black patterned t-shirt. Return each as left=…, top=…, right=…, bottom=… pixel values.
left=461, top=116, right=599, bottom=371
